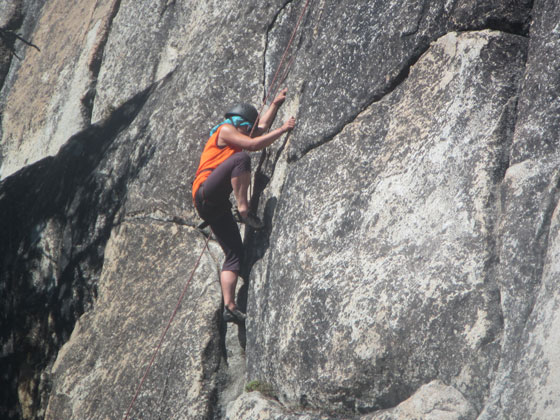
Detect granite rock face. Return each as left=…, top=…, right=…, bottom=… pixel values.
left=44, top=219, right=223, bottom=420
left=247, top=29, right=525, bottom=415
left=225, top=381, right=476, bottom=420
left=0, top=0, right=121, bottom=178
left=478, top=0, right=560, bottom=418
left=1, top=1, right=559, bottom=420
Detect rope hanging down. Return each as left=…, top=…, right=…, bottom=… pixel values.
left=123, top=2, right=312, bottom=419
left=250, top=0, right=311, bottom=138
left=247, top=0, right=311, bottom=202
left=122, top=233, right=211, bottom=420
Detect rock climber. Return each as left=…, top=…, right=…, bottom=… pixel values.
left=192, top=88, right=296, bottom=324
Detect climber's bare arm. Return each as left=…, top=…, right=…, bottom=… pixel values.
left=253, top=88, right=289, bottom=136
left=218, top=117, right=296, bottom=151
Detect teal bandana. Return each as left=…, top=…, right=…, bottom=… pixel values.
left=210, top=116, right=253, bottom=136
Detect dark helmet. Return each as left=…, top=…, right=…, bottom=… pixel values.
left=225, top=103, right=258, bottom=125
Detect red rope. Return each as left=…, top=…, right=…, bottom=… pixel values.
left=123, top=233, right=212, bottom=420
left=264, top=0, right=311, bottom=105
left=250, top=0, right=312, bottom=137
left=247, top=0, right=311, bottom=200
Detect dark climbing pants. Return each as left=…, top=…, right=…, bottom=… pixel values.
left=194, top=152, right=251, bottom=272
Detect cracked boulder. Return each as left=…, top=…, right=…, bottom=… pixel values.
left=246, top=30, right=526, bottom=416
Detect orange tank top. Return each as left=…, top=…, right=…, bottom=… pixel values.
left=192, top=125, right=241, bottom=201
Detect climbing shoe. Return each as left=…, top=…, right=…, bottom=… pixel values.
left=232, top=207, right=264, bottom=230
left=223, top=306, right=247, bottom=324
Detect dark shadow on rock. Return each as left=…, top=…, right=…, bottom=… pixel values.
left=241, top=196, right=278, bottom=282
left=237, top=321, right=247, bottom=350
left=235, top=196, right=278, bottom=353
left=218, top=311, right=228, bottom=361
left=218, top=312, right=247, bottom=355
left=0, top=81, right=156, bottom=420
left=235, top=138, right=290, bottom=350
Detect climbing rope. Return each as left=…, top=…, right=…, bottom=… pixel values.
left=247, top=0, right=312, bottom=201
left=250, top=0, right=311, bottom=138
left=264, top=0, right=311, bottom=105
left=122, top=232, right=211, bottom=420
left=122, top=2, right=312, bottom=418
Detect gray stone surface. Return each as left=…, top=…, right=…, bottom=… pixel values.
left=0, top=0, right=120, bottom=178
left=225, top=391, right=331, bottom=420
left=0, top=0, right=22, bottom=89
left=226, top=381, right=476, bottom=420
left=91, top=0, right=284, bottom=123
left=271, top=0, right=531, bottom=161
left=478, top=0, right=560, bottom=418
left=44, top=219, right=223, bottom=420
left=1, top=1, right=560, bottom=420
left=363, top=380, right=477, bottom=420
left=0, top=86, right=155, bottom=420
left=247, top=30, right=525, bottom=416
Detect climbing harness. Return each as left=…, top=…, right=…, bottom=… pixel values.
left=122, top=1, right=312, bottom=418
